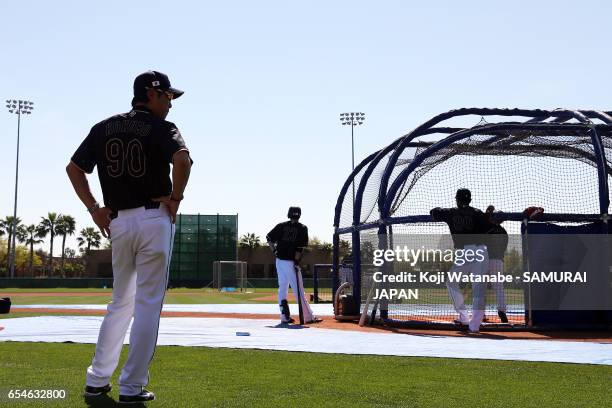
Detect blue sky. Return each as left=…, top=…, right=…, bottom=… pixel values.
left=1, top=0, right=611, bottom=253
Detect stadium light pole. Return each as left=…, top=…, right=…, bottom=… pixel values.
left=5, top=99, right=34, bottom=278
left=340, top=112, right=365, bottom=204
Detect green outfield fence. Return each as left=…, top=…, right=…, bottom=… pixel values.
left=0, top=213, right=238, bottom=289
left=170, top=214, right=238, bottom=285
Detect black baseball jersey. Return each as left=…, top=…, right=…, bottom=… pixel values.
left=71, top=107, right=190, bottom=211
left=266, top=221, right=308, bottom=261
left=486, top=224, right=509, bottom=259
left=430, top=206, right=492, bottom=249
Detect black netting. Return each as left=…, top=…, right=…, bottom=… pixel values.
left=390, top=131, right=607, bottom=232
left=605, top=143, right=612, bottom=213
left=339, top=162, right=372, bottom=229
left=359, top=146, right=420, bottom=225
left=337, top=233, right=354, bottom=295
left=374, top=127, right=609, bottom=326
left=336, top=109, right=612, bottom=329
left=360, top=232, right=526, bottom=326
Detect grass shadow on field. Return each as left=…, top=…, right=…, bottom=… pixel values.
left=83, top=394, right=124, bottom=407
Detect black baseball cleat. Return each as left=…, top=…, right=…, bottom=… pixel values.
left=281, top=317, right=295, bottom=324
left=307, top=317, right=323, bottom=324
left=119, top=389, right=155, bottom=404
left=498, top=310, right=509, bottom=323
left=83, top=384, right=112, bottom=397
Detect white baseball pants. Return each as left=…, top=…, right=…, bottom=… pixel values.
left=276, top=259, right=314, bottom=322
left=85, top=205, right=174, bottom=396
left=445, top=244, right=489, bottom=332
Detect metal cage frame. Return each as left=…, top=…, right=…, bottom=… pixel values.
left=332, top=108, right=612, bottom=319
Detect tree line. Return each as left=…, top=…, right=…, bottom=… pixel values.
left=238, top=233, right=335, bottom=252
left=0, top=212, right=105, bottom=277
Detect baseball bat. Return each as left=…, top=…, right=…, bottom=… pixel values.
left=295, top=265, right=305, bottom=325
left=359, top=278, right=377, bottom=326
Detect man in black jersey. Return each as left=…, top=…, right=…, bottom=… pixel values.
left=67, top=71, right=192, bottom=403
left=431, top=189, right=491, bottom=332
left=266, top=207, right=317, bottom=323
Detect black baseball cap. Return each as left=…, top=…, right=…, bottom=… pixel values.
left=133, top=70, right=184, bottom=99
left=287, top=206, right=301, bottom=219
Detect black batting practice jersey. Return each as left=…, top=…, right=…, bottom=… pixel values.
left=71, top=107, right=190, bottom=211
left=430, top=206, right=493, bottom=249
left=266, top=221, right=308, bottom=261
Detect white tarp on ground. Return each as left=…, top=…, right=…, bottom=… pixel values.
left=14, top=303, right=336, bottom=316
left=14, top=303, right=526, bottom=317
left=1, top=316, right=611, bottom=365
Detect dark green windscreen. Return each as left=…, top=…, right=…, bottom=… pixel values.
left=169, top=214, right=238, bottom=284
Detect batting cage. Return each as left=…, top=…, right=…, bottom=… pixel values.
left=333, top=108, right=612, bottom=330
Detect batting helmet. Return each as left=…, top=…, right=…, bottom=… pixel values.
left=287, top=206, right=301, bottom=220
left=455, top=188, right=471, bottom=206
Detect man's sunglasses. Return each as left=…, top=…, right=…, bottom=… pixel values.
left=145, top=87, right=174, bottom=100
left=157, top=89, right=174, bottom=100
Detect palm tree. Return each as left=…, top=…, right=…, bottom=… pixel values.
left=339, top=239, right=352, bottom=259
left=0, top=219, right=6, bottom=275
left=16, top=224, right=27, bottom=241
left=77, top=227, right=102, bottom=253
left=64, top=248, right=76, bottom=259
left=2, top=216, right=22, bottom=273
left=239, top=233, right=262, bottom=249
left=239, top=233, right=261, bottom=274
left=38, top=212, right=60, bottom=276
left=11, top=225, right=28, bottom=276
left=56, top=215, right=76, bottom=278
left=25, top=224, right=44, bottom=276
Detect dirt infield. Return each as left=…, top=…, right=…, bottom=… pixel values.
left=253, top=293, right=296, bottom=302
left=9, top=307, right=611, bottom=343
left=2, top=291, right=207, bottom=297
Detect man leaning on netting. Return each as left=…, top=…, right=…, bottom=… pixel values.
left=430, top=189, right=493, bottom=333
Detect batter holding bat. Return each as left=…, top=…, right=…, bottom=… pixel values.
left=67, top=70, right=192, bottom=404
left=266, top=207, right=319, bottom=324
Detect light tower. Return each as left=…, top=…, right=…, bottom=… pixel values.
left=5, top=99, right=34, bottom=278
left=339, top=112, right=365, bottom=203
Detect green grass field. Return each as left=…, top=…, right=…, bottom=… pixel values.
left=1, top=288, right=286, bottom=306
left=0, top=342, right=609, bottom=408
left=1, top=289, right=610, bottom=406
left=1, top=287, right=519, bottom=306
